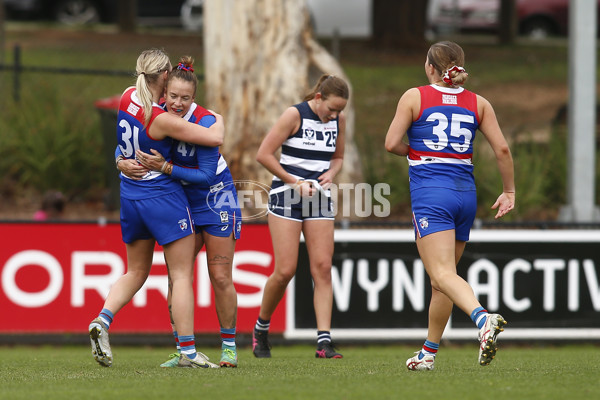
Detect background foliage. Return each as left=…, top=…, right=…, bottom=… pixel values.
left=0, top=23, right=598, bottom=222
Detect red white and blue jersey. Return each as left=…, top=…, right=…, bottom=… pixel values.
left=407, top=84, right=480, bottom=192
left=270, top=101, right=339, bottom=196
left=117, top=87, right=181, bottom=200
left=171, top=103, right=235, bottom=214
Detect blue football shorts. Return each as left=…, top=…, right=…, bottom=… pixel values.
left=120, top=190, right=194, bottom=246
left=410, top=187, right=477, bottom=241
left=192, top=206, right=242, bottom=239
left=268, top=188, right=334, bottom=222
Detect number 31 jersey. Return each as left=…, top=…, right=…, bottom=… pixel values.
left=117, top=86, right=181, bottom=200
left=407, top=84, right=480, bottom=192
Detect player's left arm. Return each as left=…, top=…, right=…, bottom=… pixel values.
left=477, top=94, right=515, bottom=218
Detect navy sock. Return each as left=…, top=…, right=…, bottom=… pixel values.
left=317, top=330, right=332, bottom=345
left=255, top=317, right=270, bottom=332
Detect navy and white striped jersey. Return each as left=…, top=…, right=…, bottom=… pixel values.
left=270, top=101, right=339, bottom=195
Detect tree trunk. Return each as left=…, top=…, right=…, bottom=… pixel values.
left=498, top=0, right=517, bottom=44
left=118, top=0, right=137, bottom=33
left=203, top=0, right=361, bottom=219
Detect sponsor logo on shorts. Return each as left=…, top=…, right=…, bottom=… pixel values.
left=221, top=225, right=228, bottom=231
left=178, top=219, right=189, bottom=231
left=220, top=211, right=229, bottom=223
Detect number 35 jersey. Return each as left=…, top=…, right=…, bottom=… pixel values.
left=407, top=84, right=480, bottom=192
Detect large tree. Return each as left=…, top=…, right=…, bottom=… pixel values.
left=203, top=0, right=361, bottom=218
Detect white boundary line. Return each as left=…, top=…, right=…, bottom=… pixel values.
left=284, top=328, right=600, bottom=340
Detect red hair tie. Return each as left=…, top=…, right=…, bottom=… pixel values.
left=442, top=65, right=467, bottom=85
left=177, top=62, right=194, bottom=73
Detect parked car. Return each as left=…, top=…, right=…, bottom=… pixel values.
left=306, top=0, right=372, bottom=38
left=428, top=0, right=598, bottom=39
left=3, top=0, right=199, bottom=29
left=428, top=0, right=498, bottom=35
left=4, top=0, right=370, bottom=38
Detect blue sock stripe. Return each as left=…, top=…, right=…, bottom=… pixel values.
left=172, top=330, right=180, bottom=351
left=420, top=340, right=439, bottom=358
left=221, top=327, right=236, bottom=347
left=423, top=340, right=439, bottom=351
left=470, top=307, right=485, bottom=323
left=178, top=335, right=196, bottom=358
left=220, top=327, right=236, bottom=335
left=98, top=308, right=114, bottom=329
left=100, top=308, right=114, bottom=321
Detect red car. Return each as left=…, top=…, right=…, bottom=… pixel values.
left=429, top=0, right=598, bottom=39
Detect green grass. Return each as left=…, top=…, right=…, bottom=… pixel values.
left=0, top=343, right=598, bottom=399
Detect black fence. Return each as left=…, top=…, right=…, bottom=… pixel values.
left=0, top=44, right=204, bottom=101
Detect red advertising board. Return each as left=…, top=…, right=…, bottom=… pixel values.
left=0, top=222, right=281, bottom=334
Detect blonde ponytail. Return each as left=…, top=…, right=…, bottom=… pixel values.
left=135, top=49, right=171, bottom=127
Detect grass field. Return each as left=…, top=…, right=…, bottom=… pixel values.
left=0, top=343, right=597, bottom=399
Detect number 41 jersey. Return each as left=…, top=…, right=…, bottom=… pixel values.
left=407, top=84, right=480, bottom=192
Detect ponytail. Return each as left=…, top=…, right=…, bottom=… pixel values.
left=135, top=49, right=171, bottom=127
left=303, top=74, right=349, bottom=102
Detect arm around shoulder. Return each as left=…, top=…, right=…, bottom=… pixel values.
left=153, top=112, right=225, bottom=147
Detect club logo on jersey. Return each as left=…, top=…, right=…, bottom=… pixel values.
left=178, top=219, right=188, bottom=231
left=442, top=94, right=457, bottom=105
left=303, top=128, right=316, bottom=141
left=127, top=102, right=140, bottom=116
left=419, top=217, right=429, bottom=230
left=220, top=211, right=229, bottom=223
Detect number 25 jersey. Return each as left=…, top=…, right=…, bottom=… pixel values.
left=407, top=84, right=480, bottom=192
